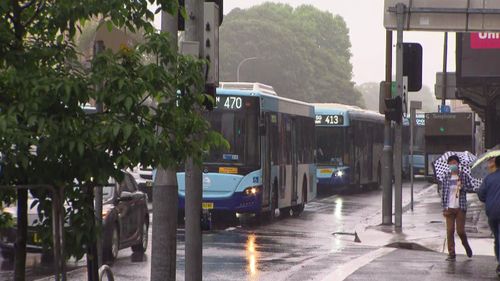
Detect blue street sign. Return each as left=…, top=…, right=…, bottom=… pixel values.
left=438, top=105, right=451, bottom=113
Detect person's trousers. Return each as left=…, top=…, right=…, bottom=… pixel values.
left=488, top=218, right=500, bottom=264
left=444, top=208, right=470, bottom=256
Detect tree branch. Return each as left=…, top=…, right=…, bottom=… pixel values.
left=20, top=0, right=36, bottom=11
left=24, top=1, right=45, bottom=29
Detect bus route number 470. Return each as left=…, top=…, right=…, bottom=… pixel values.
left=219, top=96, right=243, bottom=110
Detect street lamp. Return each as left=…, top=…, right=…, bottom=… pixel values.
left=236, top=56, right=260, bottom=82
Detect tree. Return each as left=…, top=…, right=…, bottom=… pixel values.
left=219, top=3, right=363, bottom=106
left=0, top=1, right=225, bottom=280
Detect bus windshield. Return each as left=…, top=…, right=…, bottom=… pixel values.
left=205, top=108, right=260, bottom=167
left=316, top=127, right=346, bottom=166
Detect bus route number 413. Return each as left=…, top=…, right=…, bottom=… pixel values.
left=316, top=114, right=343, bottom=125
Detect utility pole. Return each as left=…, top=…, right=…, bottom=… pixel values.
left=441, top=32, right=448, bottom=111
left=184, top=1, right=204, bottom=280
left=382, top=30, right=393, bottom=225
left=150, top=9, right=178, bottom=281
left=409, top=101, right=422, bottom=212
left=394, top=3, right=405, bottom=228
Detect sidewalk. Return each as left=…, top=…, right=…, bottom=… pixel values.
left=356, top=184, right=494, bottom=254
left=346, top=184, right=500, bottom=280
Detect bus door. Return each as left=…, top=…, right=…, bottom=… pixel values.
left=261, top=112, right=272, bottom=208
left=291, top=118, right=298, bottom=204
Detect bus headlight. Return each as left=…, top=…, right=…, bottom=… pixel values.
left=336, top=171, right=344, bottom=177
left=244, top=187, right=260, bottom=196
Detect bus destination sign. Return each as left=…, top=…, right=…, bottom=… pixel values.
left=315, top=114, right=344, bottom=126
left=215, top=96, right=258, bottom=111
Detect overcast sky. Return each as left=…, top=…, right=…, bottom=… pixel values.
left=220, top=0, right=456, bottom=89
left=152, top=1, right=456, bottom=89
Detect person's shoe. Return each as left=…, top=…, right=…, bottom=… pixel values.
left=465, top=244, right=473, bottom=258
left=446, top=255, right=456, bottom=261
left=496, top=264, right=500, bottom=277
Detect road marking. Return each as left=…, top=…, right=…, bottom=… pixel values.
left=321, top=247, right=396, bottom=281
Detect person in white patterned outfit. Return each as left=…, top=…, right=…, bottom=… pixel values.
left=437, top=155, right=475, bottom=261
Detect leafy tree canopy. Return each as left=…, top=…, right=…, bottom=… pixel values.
left=220, top=3, right=363, bottom=106
left=0, top=0, right=225, bottom=260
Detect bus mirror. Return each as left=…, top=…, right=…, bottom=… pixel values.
left=259, top=124, right=266, bottom=136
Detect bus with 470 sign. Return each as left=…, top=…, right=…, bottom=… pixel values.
left=177, top=82, right=317, bottom=221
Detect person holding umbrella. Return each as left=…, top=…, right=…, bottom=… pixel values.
left=477, top=156, right=500, bottom=276
left=436, top=154, right=476, bottom=261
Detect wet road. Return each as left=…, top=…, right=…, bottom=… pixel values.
left=0, top=180, right=430, bottom=281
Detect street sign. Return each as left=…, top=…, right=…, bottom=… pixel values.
left=425, top=112, right=474, bottom=136
left=438, top=105, right=451, bottom=113
left=457, top=33, right=500, bottom=86
left=384, top=0, right=500, bottom=32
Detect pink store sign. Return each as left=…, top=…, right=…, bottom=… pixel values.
left=470, top=33, right=500, bottom=49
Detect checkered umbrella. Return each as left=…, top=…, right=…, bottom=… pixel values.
left=433, top=151, right=482, bottom=189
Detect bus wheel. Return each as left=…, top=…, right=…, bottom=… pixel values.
left=269, top=180, right=279, bottom=221
left=292, top=178, right=307, bottom=217
left=280, top=207, right=291, bottom=218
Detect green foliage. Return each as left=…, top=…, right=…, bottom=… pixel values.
left=0, top=0, right=225, bottom=260
left=220, top=3, right=363, bottom=106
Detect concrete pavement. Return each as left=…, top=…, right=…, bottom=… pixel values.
left=343, top=184, right=500, bottom=280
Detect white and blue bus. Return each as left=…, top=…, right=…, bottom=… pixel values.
left=178, top=83, right=317, bottom=219
left=314, top=104, right=384, bottom=190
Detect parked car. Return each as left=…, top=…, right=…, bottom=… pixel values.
left=0, top=194, right=45, bottom=260
left=130, top=165, right=154, bottom=201
left=0, top=171, right=150, bottom=263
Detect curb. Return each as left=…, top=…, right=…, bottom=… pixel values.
left=34, top=267, right=86, bottom=281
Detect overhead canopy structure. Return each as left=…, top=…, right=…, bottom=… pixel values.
left=384, top=0, right=500, bottom=148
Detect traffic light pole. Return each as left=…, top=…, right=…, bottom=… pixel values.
left=184, top=1, right=204, bottom=280
left=150, top=10, right=179, bottom=281
left=394, top=3, right=405, bottom=228
left=382, top=30, right=393, bottom=225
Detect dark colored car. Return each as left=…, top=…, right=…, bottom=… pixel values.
left=0, top=171, right=149, bottom=263
left=101, top=172, right=150, bottom=261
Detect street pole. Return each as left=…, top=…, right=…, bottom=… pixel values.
left=409, top=101, right=421, bottom=212
left=441, top=32, right=448, bottom=110
left=410, top=107, right=415, bottom=211
left=184, top=1, right=204, bottom=280
left=236, top=57, right=259, bottom=82
left=382, top=30, right=393, bottom=225
left=394, top=3, right=405, bottom=228
left=150, top=10, right=178, bottom=281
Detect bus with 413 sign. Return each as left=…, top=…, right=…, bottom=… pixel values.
left=314, top=103, right=384, bottom=191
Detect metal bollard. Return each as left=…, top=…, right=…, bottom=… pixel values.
left=99, top=264, right=114, bottom=281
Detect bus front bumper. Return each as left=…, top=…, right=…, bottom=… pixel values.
left=317, top=175, right=349, bottom=188
left=178, top=192, right=262, bottom=213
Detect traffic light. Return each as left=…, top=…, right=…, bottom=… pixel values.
left=403, top=43, right=423, bottom=92
left=384, top=96, right=403, bottom=123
